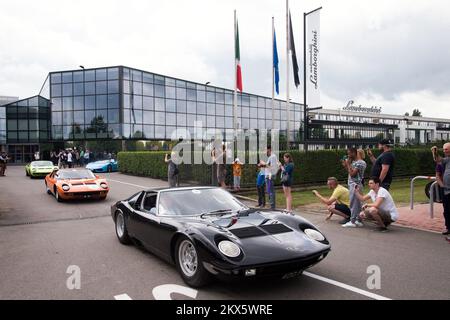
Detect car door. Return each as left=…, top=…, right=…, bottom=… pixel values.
left=128, top=192, right=170, bottom=259
left=136, top=191, right=176, bottom=259
left=46, top=170, right=57, bottom=193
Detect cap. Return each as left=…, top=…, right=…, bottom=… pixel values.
left=378, top=138, right=394, bottom=147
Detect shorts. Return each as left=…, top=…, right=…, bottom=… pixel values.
left=282, top=181, right=292, bottom=187
left=367, top=209, right=394, bottom=226
left=334, top=203, right=351, bottom=217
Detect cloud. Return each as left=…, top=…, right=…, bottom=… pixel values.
left=0, top=0, right=449, bottom=119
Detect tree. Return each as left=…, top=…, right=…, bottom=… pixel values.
left=404, top=112, right=409, bottom=116
left=412, top=109, right=422, bottom=117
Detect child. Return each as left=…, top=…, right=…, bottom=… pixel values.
left=256, top=162, right=266, bottom=207
left=232, top=158, right=243, bottom=191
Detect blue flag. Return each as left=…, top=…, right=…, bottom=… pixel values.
left=273, top=30, right=280, bottom=95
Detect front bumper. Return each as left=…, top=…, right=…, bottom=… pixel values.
left=30, top=170, right=53, bottom=177
left=59, top=190, right=109, bottom=200
left=86, top=167, right=105, bottom=173
left=203, top=249, right=330, bottom=279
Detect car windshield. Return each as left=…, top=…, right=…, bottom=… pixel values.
left=58, top=170, right=96, bottom=180
left=32, top=161, right=53, bottom=167
left=158, top=188, right=247, bottom=216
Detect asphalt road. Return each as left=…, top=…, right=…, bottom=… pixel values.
left=0, top=166, right=449, bottom=300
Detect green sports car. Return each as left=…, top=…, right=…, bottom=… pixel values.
left=25, top=161, right=58, bottom=178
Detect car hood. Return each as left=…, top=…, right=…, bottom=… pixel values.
left=57, top=178, right=106, bottom=184
left=174, top=210, right=330, bottom=265
left=86, top=164, right=105, bottom=168
left=87, top=162, right=113, bottom=168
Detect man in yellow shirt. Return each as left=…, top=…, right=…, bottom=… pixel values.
left=312, top=177, right=351, bottom=224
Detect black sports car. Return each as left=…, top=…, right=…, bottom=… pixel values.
left=111, top=186, right=331, bottom=287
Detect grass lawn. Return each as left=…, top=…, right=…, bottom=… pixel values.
left=242, top=178, right=431, bottom=209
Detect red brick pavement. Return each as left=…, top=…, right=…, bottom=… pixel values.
left=395, top=203, right=446, bottom=233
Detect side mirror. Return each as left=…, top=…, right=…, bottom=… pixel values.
left=149, top=207, right=157, bottom=215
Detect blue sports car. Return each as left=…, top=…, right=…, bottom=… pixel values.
left=86, top=159, right=118, bottom=173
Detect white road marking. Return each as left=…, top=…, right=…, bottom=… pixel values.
left=303, top=271, right=391, bottom=300
left=114, top=293, right=132, bottom=300
left=152, top=284, right=198, bottom=300
left=107, top=179, right=149, bottom=189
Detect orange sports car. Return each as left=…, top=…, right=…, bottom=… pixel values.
left=44, top=168, right=109, bottom=202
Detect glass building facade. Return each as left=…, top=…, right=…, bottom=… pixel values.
left=49, top=66, right=303, bottom=142
left=0, top=104, right=5, bottom=145
left=2, top=65, right=450, bottom=160
left=4, top=95, right=50, bottom=143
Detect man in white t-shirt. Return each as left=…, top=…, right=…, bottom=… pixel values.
left=260, top=146, right=280, bottom=210
left=355, top=176, right=398, bottom=232
left=67, top=150, right=73, bottom=168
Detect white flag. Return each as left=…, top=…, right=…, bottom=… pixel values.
left=306, top=9, right=321, bottom=108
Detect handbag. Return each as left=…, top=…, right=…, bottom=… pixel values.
left=281, top=172, right=289, bottom=183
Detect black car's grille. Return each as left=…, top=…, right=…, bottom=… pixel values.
left=255, top=252, right=328, bottom=276
left=230, top=224, right=293, bottom=239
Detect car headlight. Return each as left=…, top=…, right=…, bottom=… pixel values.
left=100, top=182, right=108, bottom=189
left=62, top=184, right=70, bottom=191
left=218, top=240, right=241, bottom=258
left=304, top=228, right=325, bottom=242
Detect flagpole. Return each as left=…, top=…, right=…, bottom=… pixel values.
left=233, top=10, right=238, bottom=136
left=272, top=16, right=275, bottom=131
left=303, top=11, right=307, bottom=151
left=286, top=0, right=290, bottom=149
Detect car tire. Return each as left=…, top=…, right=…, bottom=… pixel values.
left=174, top=237, right=211, bottom=287
left=55, top=188, right=63, bottom=202
left=99, top=196, right=107, bottom=201
left=115, top=210, right=131, bottom=245
left=45, top=182, right=52, bottom=195
left=26, top=170, right=29, bottom=176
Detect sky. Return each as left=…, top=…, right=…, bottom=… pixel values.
left=1, top=0, right=450, bottom=118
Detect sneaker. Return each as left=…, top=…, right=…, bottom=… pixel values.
left=339, top=218, right=350, bottom=225
left=355, top=221, right=364, bottom=227
left=442, top=230, right=450, bottom=235
left=445, top=236, right=450, bottom=242
left=342, top=221, right=357, bottom=228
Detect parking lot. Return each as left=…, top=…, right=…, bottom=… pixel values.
left=0, top=166, right=449, bottom=300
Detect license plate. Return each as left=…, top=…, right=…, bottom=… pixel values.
left=282, top=270, right=303, bottom=279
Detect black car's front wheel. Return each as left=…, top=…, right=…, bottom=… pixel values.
left=175, top=237, right=211, bottom=287
left=115, top=210, right=131, bottom=245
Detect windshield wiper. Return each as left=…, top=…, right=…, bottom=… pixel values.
left=237, top=207, right=256, bottom=216
left=200, top=209, right=234, bottom=218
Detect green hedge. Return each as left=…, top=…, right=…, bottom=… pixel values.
left=118, top=149, right=436, bottom=187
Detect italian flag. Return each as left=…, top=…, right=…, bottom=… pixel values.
left=235, top=19, right=243, bottom=92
